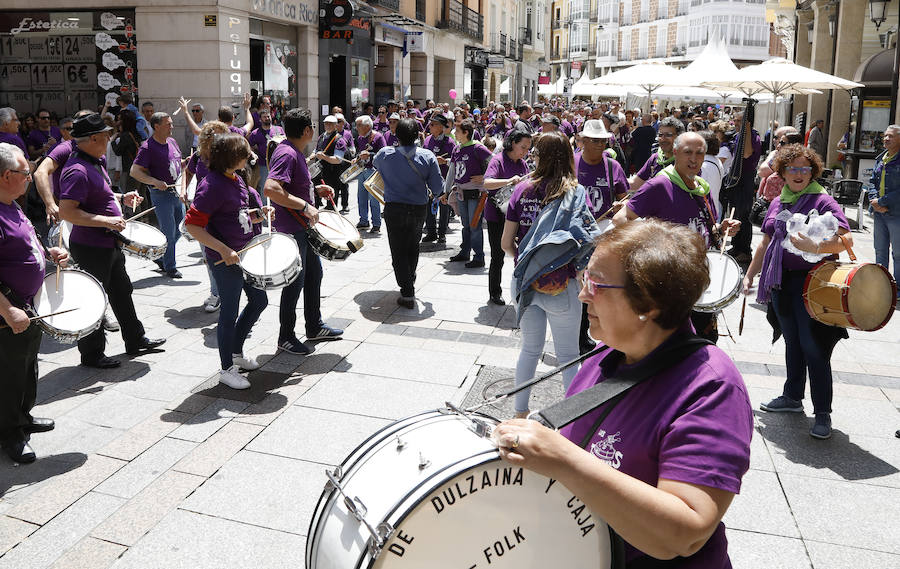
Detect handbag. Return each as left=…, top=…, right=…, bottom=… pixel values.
left=750, top=195, right=770, bottom=226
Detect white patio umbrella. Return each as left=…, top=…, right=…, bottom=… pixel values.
left=538, top=74, right=568, bottom=97
left=571, top=73, right=594, bottom=97
left=591, top=60, right=691, bottom=111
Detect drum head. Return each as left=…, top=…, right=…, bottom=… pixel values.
left=315, top=211, right=361, bottom=246
left=697, top=252, right=743, bottom=311
left=240, top=233, right=299, bottom=275
left=33, top=270, right=107, bottom=332
left=847, top=264, right=897, bottom=331
left=48, top=221, right=72, bottom=249
left=122, top=221, right=167, bottom=247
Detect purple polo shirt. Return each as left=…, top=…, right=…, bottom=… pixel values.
left=483, top=151, right=529, bottom=223
left=423, top=134, right=457, bottom=178
left=560, top=331, right=752, bottom=567
left=133, top=137, right=182, bottom=185
left=373, top=119, right=391, bottom=135
left=186, top=153, right=209, bottom=182
left=628, top=174, right=718, bottom=248
left=191, top=171, right=260, bottom=262
left=762, top=194, right=849, bottom=272
left=355, top=131, right=386, bottom=169
left=383, top=131, right=400, bottom=148
left=59, top=152, right=122, bottom=249
left=26, top=126, right=63, bottom=155
left=47, top=139, right=76, bottom=199
left=267, top=139, right=312, bottom=234
left=0, top=201, right=45, bottom=305
left=636, top=151, right=674, bottom=182
left=576, top=152, right=629, bottom=219
left=247, top=125, right=285, bottom=165
left=0, top=132, right=27, bottom=155
left=451, top=142, right=493, bottom=186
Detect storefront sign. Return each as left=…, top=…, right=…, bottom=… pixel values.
left=487, top=55, right=504, bottom=69
left=205, top=15, right=217, bottom=27
left=465, top=46, right=487, bottom=68
left=406, top=31, right=424, bottom=53
left=251, top=0, right=318, bottom=26
left=321, top=29, right=352, bottom=39
left=376, top=24, right=405, bottom=47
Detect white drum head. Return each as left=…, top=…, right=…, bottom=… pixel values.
left=241, top=233, right=299, bottom=275
left=596, top=219, right=614, bottom=234
left=315, top=211, right=361, bottom=243
left=697, top=252, right=743, bottom=311
left=33, top=270, right=107, bottom=332
left=122, top=221, right=167, bottom=247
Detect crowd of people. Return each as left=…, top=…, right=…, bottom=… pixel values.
left=0, top=91, right=897, bottom=567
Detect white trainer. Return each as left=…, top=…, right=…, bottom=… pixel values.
left=216, top=365, right=251, bottom=389
left=203, top=295, right=221, bottom=313
left=232, top=353, right=260, bottom=371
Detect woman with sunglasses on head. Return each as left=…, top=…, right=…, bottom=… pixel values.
left=743, top=144, right=852, bottom=440
left=493, top=220, right=752, bottom=568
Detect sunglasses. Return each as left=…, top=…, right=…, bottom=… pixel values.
left=580, top=273, right=625, bottom=296
left=61, top=126, right=73, bottom=131
left=191, top=109, right=203, bottom=113
left=785, top=166, right=813, bottom=175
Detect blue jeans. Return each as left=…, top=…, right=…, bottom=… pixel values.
left=148, top=188, right=185, bottom=272
left=457, top=196, right=485, bottom=259
left=357, top=168, right=381, bottom=227
left=514, top=280, right=582, bottom=413
left=200, top=247, right=218, bottom=297
left=278, top=228, right=324, bottom=341
left=255, top=164, right=269, bottom=194
left=873, top=211, right=900, bottom=293
left=210, top=263, right=268, bottom=369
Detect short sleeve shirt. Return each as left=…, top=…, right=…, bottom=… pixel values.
left=0, top=201, right=45, bottom=305
left=451, top=142, right=493, bottom=186
left=133, top=137, right=182, bottom=185
left=59, top=152, right=122, bottom=248
left=191, top=170, right=260, bottom=262
left=636, top=152, right=672, bottom=182
left=247, top=126, right=285, bottom=165
left=483, top=151, right=529, bottom=223
left=576, top=153, right=629, bottom=219
left=267, top=139, right=312, bottom=234
left=628, top=175, right=717, bottom=248
left=0, top=132, right=27, bottom=155
left=26, top=127, right=63, bottom=155
left=47, top=139, right=76, bottom=199
left=423, top=134, right=457, bottom=178
left=186, top=153, right=209, bottom=183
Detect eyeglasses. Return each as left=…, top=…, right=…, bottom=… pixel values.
left=777, top=139, right=788, bottom=145
left=580, top=273, right=625, bottom=296
left=38, top=115, right=50, bottom=120
left=785, top=166, right=812, bottom=175
left=9, top=169, right=32, bottom=177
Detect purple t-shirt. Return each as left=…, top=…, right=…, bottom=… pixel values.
left=59, top=152, right=122, bottom=248
left=0, top=201, right=45, bottom=305
left=228, top=125, right=245, bottom=137
left=133, top=137, right=182, bottom=185
left=267, top=139, right=312, bottom=234
left=636, top=151, right=674, bottom=182
left=247, top=126, right=285, bottom=165
left=192, top=171, right=261, bottom=262
left=576, top=152, right=629, bottom=219
left=560, top=332, right=752, bottom=567
left=629, top=175, right=718, bottom=248
left=423, top=134, right=456, bottom=178
left=26, top=127, right=63, bottom=155
left=355, top=131, right=386, bottom=169
left=484, top=152, right=529, bottom=223
left=383, top=131, right=400, bottom=148
left=186, top=153, right=209, bottom=182
left=373, top=119, right=391, bottom=135
left=47, top=139, right=76, bottom=199
left=762, top=193, right=849, bottom=272
left=451, top=142, right=493, bottom=186
left=0, top=132, right=27, bottom=155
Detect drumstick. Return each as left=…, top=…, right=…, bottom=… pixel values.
left=125, top=207, right=157, bottom=223
left=55, top=229, right=62, bottom=292
left=738, top=295, right=747, bottom=335
left=265, top=197, right=272, bottom=234
left=213, top=236, right=274, bottom=265
left=719, top=207, right=736, bottom=255
left=328, top=194, right=338, bottom=211
left=596, top=190, right=635, bottom=222
left=0, top=307, right=81, bottom=329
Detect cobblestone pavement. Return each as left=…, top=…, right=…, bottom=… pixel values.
left=1, top=200, right=898, bottom=569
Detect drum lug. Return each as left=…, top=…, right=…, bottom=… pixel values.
left=395, top=436, right=407, bottom=451
left=418, top=452, right=431, bottom=470
left=469, top=418, right=493, bottom=439
left=326, top=468, right=388, bottom=552
left=366, top=523, right=395, bottom=560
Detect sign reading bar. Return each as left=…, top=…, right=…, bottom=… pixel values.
left=321, top=29, right=352, bottom=39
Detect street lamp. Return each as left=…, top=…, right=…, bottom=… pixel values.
left=869, top=0, right=888, bottom=29
left=807, top=21, right=815, bottom=43
left=828, top=13, right=835, bottom=37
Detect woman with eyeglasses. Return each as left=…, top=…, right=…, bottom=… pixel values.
left=743, top=144, right=852, bottom=440
left=493, top=220, right=752, bottom=568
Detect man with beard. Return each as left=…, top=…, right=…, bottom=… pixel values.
left=246, top=108, right=285, bottom=193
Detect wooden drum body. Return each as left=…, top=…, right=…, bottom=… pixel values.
left=802, top=261, right=897, bottom=331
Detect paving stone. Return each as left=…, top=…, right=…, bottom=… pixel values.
left=164, top=393, right=218, bottom=414
left=48, top=536, right=127, bottom=569
left=0, top=516, right=38, bottom=556
left=4, top=454, right=125, bottom=525
left=336, top=343, right=476, bottom=386
left=108, top=509, right=305, bottom=569
left=35, top=365, right=101, bottom=404
left=0, top=492, right=125, bottom=569
left=28, top=418, right=123, bottom=463
left=97, top=410, right=191, bottom=462
left=180, top=450, right=322, bottom=535
left=112, top=367, right=208, bottom=402
left=804, top=540, right=900, bottom=569
left=421, top=337, right=485, bottom=355
left=172, top=421, right=264, bottom=478
left=234, top=375, right=319, bottom=426
left=30, top=389, right=97, bottom=422
left=92, top=470, right=205, bottom=546
left=166, top=399, right=249, bottom=443
left=298, top=371, right=459, bottom=419
left=723, top=469, right=800, bottom=538
left=724, top=529, right=811, bottom=569
left=93, top=437, right=196, bottom=499
left=0, top=454, right=91, bottom=507
left=247, top=406, right=390, bottom=465
left=65, top=390, right=166, bottom=431
left=364, top=331, right=428, bottom=348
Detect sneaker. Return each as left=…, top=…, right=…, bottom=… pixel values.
left=232, top=353, right=260, bottom=371
left=340, top=208, right=350, bottom=214
left=421, top=233, right=438, bottom=243
left=436, top=235, right=446, bottom=244
left=278, top=338, right=313, bottom=355
left=397, top=296, right=415, bottom=309
left=216, top=365, right=250, bottom=389
left=449, top=252, right=469, bottom=262
left=465, top=258, right=485, bottom=268
left=810, top=413, right=832, bottom=439
left=102, top=312, right=119, bottom=332
left=166, top=269, right=183, bottom=279
left=307, top=325, right=343, bottom=341
left=356, top=221, right=370, bottom=229
left=760, top=395, right=804, bottom=413
left=370, top=226, right=381, bottom=234
left=203, top=295, right=221, bottom=313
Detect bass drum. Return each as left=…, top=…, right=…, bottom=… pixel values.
left=307, top=409, right=616, bottom=569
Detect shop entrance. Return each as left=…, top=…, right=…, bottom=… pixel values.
left=329, top=55, right=347, bottom=113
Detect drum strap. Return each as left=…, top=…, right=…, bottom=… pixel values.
left=691, top=194, right=721, bottom=250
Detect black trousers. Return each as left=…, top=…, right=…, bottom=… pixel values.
left=69, top=242, right=145, bottom=363
left=383, top=202, right=428, bottom=298
left=0, top=324, right=42, bottom=443
left=486, top=220, right=505, bottom=298
left=425, top=201, right=450, bottom=237
left=721, top=176, right=754, bottom=255
left=690, top=310, right=719, bottom=344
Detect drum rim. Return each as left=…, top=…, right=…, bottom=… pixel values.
left=803, top=261, right=898, bottom=331
left=695, top=252, right=743, bottom=313
left=34, top=268, right=109, bottom=339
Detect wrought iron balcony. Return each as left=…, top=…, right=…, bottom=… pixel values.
left=521, top=27, right=532, bottom=45
left=437, top=0, right=483, bottom=41
left=368, top=0, right=400, bottom=11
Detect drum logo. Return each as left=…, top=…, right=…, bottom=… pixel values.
left=238, top=209, right=252, bottom=234
left=429, top=466, right=524, bottom=514
left=589, top=430, right=622, bottom=469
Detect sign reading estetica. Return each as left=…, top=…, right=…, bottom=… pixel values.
left=250, top=0, right=318, bottom=26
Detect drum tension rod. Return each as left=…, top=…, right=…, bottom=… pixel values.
left=324, top=469, right=395, bottom=557
left=442, top=402, right=494, bottom=439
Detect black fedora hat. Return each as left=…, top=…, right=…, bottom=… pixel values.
left=71, top=113, right=114, bottom=138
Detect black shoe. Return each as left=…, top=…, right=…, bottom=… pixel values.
left=3, top=439, right=36, bottom=463
left=82, top=355, right=121, bottom=369
left=465, top=258, right=485, bottom=268
left=370, top=226, right=381, bottom=234
left=165, top=269, right=183, bottom=279
left=340, top=208, right=350, bottom=215
left=421, top=233, right=438, bottom=243
left=154, top=259, right=164, bottom=272
left=449, top=252, right=469, bottom=262
left=356, top=221, right=370, bottom=229
left=489, top=295, right=506, bottom=306
left=437, top=235, right=446, bottom=244
left=126, top=336, right=166, bottom=355
left=397, top=296, right=416, bottom=309
left=24, top=418, right=55, bottom=434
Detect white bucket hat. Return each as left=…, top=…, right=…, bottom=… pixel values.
left=580, top=119, right=612, bottom=139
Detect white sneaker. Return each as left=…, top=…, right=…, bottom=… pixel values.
left=216, top=365, right=251, bottom=389
left=203, top=295, right=221, bottom=313
left=232, top=353, right=260, bottom=371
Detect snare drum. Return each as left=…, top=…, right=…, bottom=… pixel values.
left=121, top=221, right=167, bottom=261
left=340, top=159, right=366, bottom=184
left=363, top=171, right=386, bottom=205
left=179, top=218, right=195, bottom=242
left=239, top=232, right=301, bottom=290
left=32, top=269, right=108, bottom=344
left=803, top=261, right=897, bottom=331
left=695, top=251, right=743, bottom=313
left=308, top=159, right=323, bottom=180
left=47, top=220, right=72, bottom=250
left=307, top=409, right=615, bottom=569
left=308, top=211, right=364, bottom=261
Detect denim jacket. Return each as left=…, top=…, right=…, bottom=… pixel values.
left=868, top=150, right=900, bottom=214
left=512, top=184, right=602, bottom=324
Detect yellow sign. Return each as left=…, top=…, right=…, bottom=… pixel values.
left=204, top=14, right=217, bottom=27
left=864, top=100, right=891, bottom=108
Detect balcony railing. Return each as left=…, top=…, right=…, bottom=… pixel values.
left=368, top=0, right=400, bottom=11
left=514, top=39, right=524, bottom=60
left=500, top=32, right=508, bottom=56
left=437, top=0, right=483, bottom=42
left=521, top=27, right=533, bottom=45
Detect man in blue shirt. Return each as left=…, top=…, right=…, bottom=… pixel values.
left=374, top=118, right=444, bottom=308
